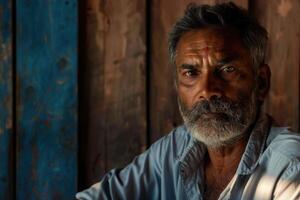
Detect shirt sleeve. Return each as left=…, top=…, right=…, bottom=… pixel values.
left=75, top=139, right=165, bottom=200
left=273, top=160, right=300, bottom=200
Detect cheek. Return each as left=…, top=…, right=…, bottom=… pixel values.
left=178, top=85, right=196, bottom=109
left=226, top=79, right=256, bottom=101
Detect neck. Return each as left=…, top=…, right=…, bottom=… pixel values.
left=205, top=115, right=259, bottom=172
left=206, top=136, right=249, bottom=173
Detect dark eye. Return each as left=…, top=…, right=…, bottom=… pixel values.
left=183, top=69, right=198, bottom=77
left=221, top=66, right=236, bottom=73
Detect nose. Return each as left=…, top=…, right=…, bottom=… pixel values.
left=197, top=73, right=222, bottom=100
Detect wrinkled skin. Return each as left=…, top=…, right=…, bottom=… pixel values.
left=175, top=27, right=270, bottom=200
left=175, top=27, right=270, bottom=147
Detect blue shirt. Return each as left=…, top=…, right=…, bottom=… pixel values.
left=76, top=114, right=300, bottom=200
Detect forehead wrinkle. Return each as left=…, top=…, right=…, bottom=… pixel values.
left=181, top=32, right=225, bottom=46
left=184, top=42, right=224, bottom=52
left=181, top=40, right=225, bottom=55
left=175, top=28, right=254, bottom=73
left=176, top=28, right=245, bottom=67
left=179, top=46, right=222, bottom=67
left=178, top=53, right=220, bottom=69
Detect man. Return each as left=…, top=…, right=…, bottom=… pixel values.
left=77, top=2, right=300, bottom=200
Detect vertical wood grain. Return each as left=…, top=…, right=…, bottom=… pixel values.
left=16, top=0, right=78, bottom=199
left=80, top=0, right=146, bottom=188
left=0, top=0, right=13, bottom=199
left=252, top=0, right=300, bottom=131
left=149, top=0, right=248, bottom=143
left=78, top=0, right=106, bottom=188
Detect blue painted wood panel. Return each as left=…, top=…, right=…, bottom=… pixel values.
left=0, top=0, right=13, bottom=199
left=16, top=0, right=77, bottom=199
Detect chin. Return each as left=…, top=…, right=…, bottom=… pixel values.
left=188, top=119, right=247, bottom=148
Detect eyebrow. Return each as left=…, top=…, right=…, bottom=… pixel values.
left=179, top=63, right=197, bottom=70
left=217, top=56, right=235, bottom=66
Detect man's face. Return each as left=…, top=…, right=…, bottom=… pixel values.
left=175, top=27, right=266, bottom=148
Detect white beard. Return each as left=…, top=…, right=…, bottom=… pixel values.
left=179, top=91, right=258, bottom=148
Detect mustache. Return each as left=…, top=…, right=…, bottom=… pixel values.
left=183, top=96, right=245, bottom=123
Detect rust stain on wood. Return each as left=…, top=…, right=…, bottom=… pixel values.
left=0, top=43, right=11, bottom=61
left=0, top=1, right=13, bottom=198
left=56, top=80, right=66, bottom=85
left=5, top=118, right=12, bottom=129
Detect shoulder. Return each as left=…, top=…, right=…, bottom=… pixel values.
left=150, top=125, right=193, bottom=153
left=153, top=125, right=192, bottom=147
left=266, top=126, right=300, bottom=160
left=266, top=128, right=300, bottom=199
left=148, top=125, right=194, bottom=159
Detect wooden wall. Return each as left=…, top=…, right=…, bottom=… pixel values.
left=16, top=1, right=78, bottom=199
left=79, top=0, right=300, bottom=190
left=79, top=0, right=147, bottom=186
left=1, top=0, right=78, bottom=199
left=0, top=0, right=13, bottom=199
left=0, top=0, right=298, bottom=198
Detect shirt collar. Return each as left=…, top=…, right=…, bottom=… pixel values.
left=236, top=113, right=271, bottom=175
left=179, top=112, right=271, bottom=178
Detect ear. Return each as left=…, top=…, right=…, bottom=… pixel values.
left=256, top=64, right=271, bottom=101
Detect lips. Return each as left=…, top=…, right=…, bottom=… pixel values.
left=198, top=112, right=229, bottom=120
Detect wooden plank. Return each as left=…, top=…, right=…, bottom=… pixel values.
left=79, top=0, right=146, bottom=188
left=16, top=0, right=78, bottom=199
left=78, top=0, right=106, bottom=188
left=0, top=0, right=13, bottom=199
left=253, top=0, right=300, bottom=131
left=150, top=0, right=248, bottom=143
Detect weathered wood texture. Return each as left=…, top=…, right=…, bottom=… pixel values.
left=16, top=0, right=78, bottom=199
left=79, top=0, right=146, bottom=188
left=253, top=0, right=300, bottom=131
left=0, top=0, right=13, bottom=199
left=149, top=0, right=248, bottom=143
left=80, top=0, right=299, bottom=190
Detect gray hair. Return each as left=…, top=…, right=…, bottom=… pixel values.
left=168, top=2, right=268, bottom=69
